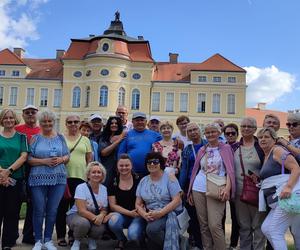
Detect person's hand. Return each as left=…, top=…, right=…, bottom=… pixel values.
left=0, top=168, right=10, bottom=179
left=249, top=173, right=260, bottom=184
left=148, top=210, right=163, bottom=221
left=277, top=137, right=289, bottom=147
left=220, top=186, right=230, bottom=202
left=94, top=213, right=105, bottom=225
left=102, top=213, right=113, bottom=223
left=129, top=209, right=139, bottom=218
left=279, top=185, right=292, bottom=199
left=188, top=194, right=194, bottom=206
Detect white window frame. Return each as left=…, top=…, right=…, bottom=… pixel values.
left=99, top=86, right=108, bottom=107
left=180, top=93, right=188, bottom=112
left=72, top=86, right=81, bottom=108
left=197, top=93, right=206, bottom=113
left=151, top=92, right=160, bottom=112
left=85, top=86, right=90, bottom=107
left=53, top=89, right=62, bottom=108
left=0, top=70, right=5, bottom=76
left=165, top=92, right=174, bottom=112
left=26, top=88, right=35, bottom=105
left=227, top=94, right=236, bottom=114
left=118, top=87, right=125, bottom=106
left=9, top=87, right=18, bottom=106
left=12, top=70, right=20, bottom=77
left=131, top=89, right=140, bottom=110
left=198, top=76, right=207, bottom=82
left=228, top=76, right=236, bottom=83
left=213, top=76, right=222, bottom=83
left=212, top=93, right=221, bottom=113
left=40, top=88, right=48, bottom=107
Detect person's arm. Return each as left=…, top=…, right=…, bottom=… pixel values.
left=76, top=199, right=107, bottom=225
left=109, top=195, right=138, bottom=217
left=178, top=149, right=188, bottom=189
left=0, top=152, right=28, bottom=180
left=101, top=133, right=126, bottom=157
left=277, top=138, right=300, bottom=158
left=86, top=152, right=93, bottom=164
left=273, top=147, right=300, bottom=199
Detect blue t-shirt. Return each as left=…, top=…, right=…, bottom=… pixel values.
left=28, top=134, right=69, bottom=186
left=136, top=172, right=182, bottom=212
left=118, top=129, right=162, bottom=174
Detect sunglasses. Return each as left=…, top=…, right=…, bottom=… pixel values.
left=225, top=131, right=237, bottom=136
left=147, top=159, right=160, bottom=165
left=24, top=110, right=37, bottom=115
left=286, top=122, right=300, bottom=128
left=67, top=120, right=80, bottom=125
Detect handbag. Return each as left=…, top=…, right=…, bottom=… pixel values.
left=239, top=147, right=259, bottom=207
left=206, top=173, right=226, bottom=200
left=177, top=207, right=190, bottom=235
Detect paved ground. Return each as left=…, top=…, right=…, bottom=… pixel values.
left=12, top=203, right=295, bottom=250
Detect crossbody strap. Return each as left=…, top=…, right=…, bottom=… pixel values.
left=69, top=135, right=82, bottom=154
left=86, top=182, right=100, bottom=215
left=238, top=146, right=246, bottom=176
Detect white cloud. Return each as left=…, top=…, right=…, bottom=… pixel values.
left=244, top=65, right=296, bottom=107
left=0, top=0, right=48, bottom=50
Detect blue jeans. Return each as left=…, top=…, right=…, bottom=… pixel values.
left=108, top=212, right=145, bottom=241
left=31, top=184, right=65, bottom=242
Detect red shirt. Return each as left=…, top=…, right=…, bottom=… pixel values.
left=15, top=124, right=41, bottom=142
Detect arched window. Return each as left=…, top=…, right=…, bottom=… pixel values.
left=72, top=86, right=81, bottom=108
left=99, top=86, right=108, bottom=107
left=85, top=86, right=90, bottom=107
left=131, top=89, right=140, bottom=110
left=118, top=87, right=125, bottom=106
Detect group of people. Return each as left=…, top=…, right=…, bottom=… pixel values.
left=0, top=104, right=299, bottom=250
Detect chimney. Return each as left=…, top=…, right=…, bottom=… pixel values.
left=257, top=102, right=266, bottom=110
left=13, top=48, right=25, bottom=58
left=169, top=53, right=178, bottom=64
left=56, top=49, right=65, bottom=59
left=137, top=36, right=144, bottom=40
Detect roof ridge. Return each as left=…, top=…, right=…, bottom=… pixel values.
left=0, top=48, right=27, bottom=65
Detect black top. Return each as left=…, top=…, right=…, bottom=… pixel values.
left=107, top=174, right=140, bottom=211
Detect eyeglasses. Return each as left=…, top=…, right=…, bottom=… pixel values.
left=147, top=159, right=160, bottom=165
left=24, top=110, right=37, bottom=115
left=225, top=131, right=237, bottom=136
left=240, top=125, right=256, bottom=129
left=67, top=120, right=80, bottom=125
left=286, top=122, right=300, bottom=128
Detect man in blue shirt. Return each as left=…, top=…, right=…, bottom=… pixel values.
left=118, top=112, right=162, bottom=176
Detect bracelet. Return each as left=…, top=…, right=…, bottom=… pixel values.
left=8, top=168, right=14, bottom=174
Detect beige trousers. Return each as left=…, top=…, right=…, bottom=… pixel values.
left=192, top=190, right=226, bottom=250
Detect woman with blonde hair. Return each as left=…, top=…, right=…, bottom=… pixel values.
left=66, top=161, right=108, bottom=250
left=0, top=109, right=29, bottom=250
left=152, top=120, right=183, bottom=174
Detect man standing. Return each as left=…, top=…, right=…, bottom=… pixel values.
left=89, top=114, right=103, bottom=144
left=262, top=114, right=280, bottom=132
left=118, top=112, right=161, bottom=176
left=15, top=105, right=40, bottom=245
left=116, top=105, right=133, bottom=131
left=147, top=115, right=161, bottom=133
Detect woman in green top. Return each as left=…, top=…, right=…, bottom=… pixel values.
left=0, top=109, right=29, bottom=250
left=56, top=115, right=92, bottom=246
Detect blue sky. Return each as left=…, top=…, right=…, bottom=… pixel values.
left=1, top=0, right=299, bottom=111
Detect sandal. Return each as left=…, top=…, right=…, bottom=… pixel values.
left=57, top=239, right=68, bottom=247
left=115, top=240, right=127, bottom=250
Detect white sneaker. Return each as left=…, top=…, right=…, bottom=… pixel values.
left=32, top=240, right=43, bottom=250
left=88, top=238, right=97, bottom=250
left=71, top=240, right=81, bottom=250
left=44, top=240, right=57, bottom=250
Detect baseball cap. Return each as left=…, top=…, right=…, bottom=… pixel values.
left=22, top=105, right=38, bottom=111
left=89, top=114, right=103, bottom=122
left=149, top=115, right=160, bottom=122
left=132, top=112, right=147, bottom=120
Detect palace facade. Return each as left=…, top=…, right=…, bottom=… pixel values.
left=0, top=14, right=246, bottom=131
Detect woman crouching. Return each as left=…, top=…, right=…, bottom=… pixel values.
left=135, top=152, right=183, bottom=249
left=66, top=162, right=108, bottom=250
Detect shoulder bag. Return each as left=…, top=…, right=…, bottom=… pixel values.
left=86, top=182, right=100, bottom=215
left=239, top=147, right=259, bottom=207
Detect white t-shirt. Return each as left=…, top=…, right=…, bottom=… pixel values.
left=172, top=132, right=192, bottom=148
left=67, top=182, right=108, bottom=215
left=192, top=146, right=225, bottom=192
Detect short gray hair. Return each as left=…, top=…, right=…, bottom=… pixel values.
left=241, top=117, right=257, bottom=128
left=287, top=113, right=300, bottom=123
left=65, top=114, right=80, bottom=122
left=204, top=123, right=222, bottom=133
left=86, top=161, right=106, bottom=183
left=38, top=110, right=56, bottom=124
left=257, top=127, right=278, bottom=140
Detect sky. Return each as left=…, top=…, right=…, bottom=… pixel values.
left=1, top=0, right=300, bottom=112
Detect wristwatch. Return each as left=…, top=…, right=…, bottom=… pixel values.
left=8, top=168, right=14, bottom=174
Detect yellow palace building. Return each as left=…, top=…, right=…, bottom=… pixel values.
left=0, top=13, right=246, bottom=131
